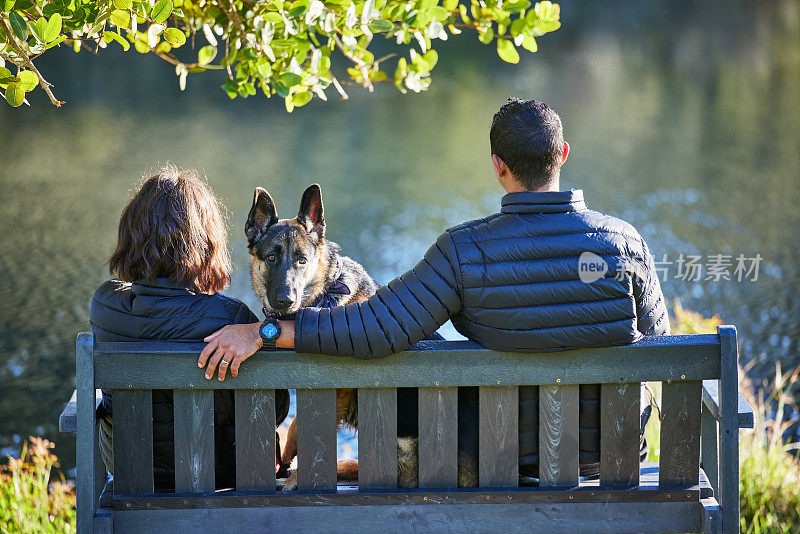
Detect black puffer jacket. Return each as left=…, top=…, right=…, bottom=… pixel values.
left=90, top=278, right=290, bottom=489
left=295, top=190, right=668, bottom=477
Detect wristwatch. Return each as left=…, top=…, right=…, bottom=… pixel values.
left=259, top=318, right=281, bottom=350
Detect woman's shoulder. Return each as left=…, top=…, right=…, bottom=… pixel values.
left=203, top=292, right=259, bottom=324
left=91, top=280, right=132, bottom=309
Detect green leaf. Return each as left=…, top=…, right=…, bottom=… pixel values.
left=520, top=34, right=536, bottom=52
left=198, top=44, right=216, bottom=65
left=428, top=6, right=448, bottom=21
left=110, top=9, right=131, bottom=28
left=443, top=0, right=457, bottom=11
left=102, top=30, right=130, bottom=51
left=367, top=19, right=393, bottom=32
left=9, top=11, right=28, bottom=41
left=422, top=49, right=438, bottom=70
left=1, top=0, right=15, bottom=13
left=163, top=27, right=185, bottom=46
left=44, top=34, right=66, bottom=49
left=496, top=38, right=519, bottom=63
left=277, top=72, right=302, bottom=87
left=113, top=0, right=132, bottom=9
left=5, top=81, right=24, bottom=106
left=15, top=69, right=37, bottom=91
left=150, top=0, right=172, bottom=23
left=292, top=90, right=312, bottom=107
left=477, top=26, right=493, bottom=44
left=0, top=66, right=14, bottom=86
left=44, top=13, right=62, bottom=42
left=31, top=17, right=48, bottom=43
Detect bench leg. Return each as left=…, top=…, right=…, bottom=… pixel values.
left=76, top=333, right=98, bottom=534
left=700, top=497, right=723, bottom=533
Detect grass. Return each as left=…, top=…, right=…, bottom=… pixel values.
left=0, top=437, right=75, bottom=534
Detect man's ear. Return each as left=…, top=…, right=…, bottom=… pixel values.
left=245, top=187, right=278, bottom=248
left=491, top=154, right=506, bottom=180
left=297, top=183, right=325, bottom=239
left=562, top=141, right=570, bottom=165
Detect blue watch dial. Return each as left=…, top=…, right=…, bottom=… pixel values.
left=261, top=322, right=279, bottom=339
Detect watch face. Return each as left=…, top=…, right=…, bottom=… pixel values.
left=261, top=322, right=279, bottom=340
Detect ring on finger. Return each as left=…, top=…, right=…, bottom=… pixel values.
left=220, top=359, right=230, bottom=367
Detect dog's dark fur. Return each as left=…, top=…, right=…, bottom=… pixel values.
left=245, top=184, right=478, bottom=488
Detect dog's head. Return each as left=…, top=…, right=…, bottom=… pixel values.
left=245, top=184, right=329, bottom=316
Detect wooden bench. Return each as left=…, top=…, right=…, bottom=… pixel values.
left=60, top=325, right=753, bottom=533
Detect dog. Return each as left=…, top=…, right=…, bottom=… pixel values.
left=245, top=184, right=478, bottom=489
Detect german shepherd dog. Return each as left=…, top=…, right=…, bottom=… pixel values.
left=245, top=184, right=478, bottom=489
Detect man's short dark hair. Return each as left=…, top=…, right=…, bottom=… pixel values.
left=490, top=98, right=564, bottom=190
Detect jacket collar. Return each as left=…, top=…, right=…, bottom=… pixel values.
left=131, top=277, right=199, bottom=297
left=501, top=189, right=587, bottom=214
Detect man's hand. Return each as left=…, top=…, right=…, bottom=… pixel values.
left=199, top=323, right=263, bottom=381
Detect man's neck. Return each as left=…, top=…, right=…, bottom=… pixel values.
left=504, top=178, right=560, bottom=194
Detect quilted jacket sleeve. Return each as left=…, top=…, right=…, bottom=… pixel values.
left=633, top=238, right=670, bottom=336
left=294, top=232, right=463, bottom=359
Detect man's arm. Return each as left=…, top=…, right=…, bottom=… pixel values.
left=295, top=232, right=462, bottom=358
left=199, top=232, right=462, bottom=378
left=633, top=239, right=670, bottom=336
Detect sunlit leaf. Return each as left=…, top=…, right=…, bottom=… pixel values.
left=198, top=44, right=216, bottom=65
left=102, top=30, right=130, bottom=51
left=368, top=19, right=393, bottom=32
left=4, top=81, right=24, bottom=106
left=44, top=13, right=62, bottom=42
left=292, top=90, right=312, bottom=107
left=113, top=0, right=132, bottom=9
left=496, top=38, right=519, bottom=63
left=150, top=0, right=172, bottom=24
left=163, top=27, right=185, bottom=46
left=15, top=69, right=37, bottom=91
left=110, top=9, right=131, bottom=28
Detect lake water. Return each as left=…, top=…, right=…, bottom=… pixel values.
left=0, top=1, right=798, bottom=472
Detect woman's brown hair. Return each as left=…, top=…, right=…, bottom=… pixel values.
left=108, top=166, right=232, bottom=294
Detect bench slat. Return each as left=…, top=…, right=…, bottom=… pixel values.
left=358, top=388, right=398, bottom=489
left=539, top=384, right=579, bottom=487
left=600, top=382, right=641, bottom=487
left=479, top=386, right=518, bottom=487
left=173, top=390, right=215, bottom=492
left=418, top=387, right=458, bottom=488
left=701, top=405, right=720, bottom=497
left=296, top=389, right=337, bottom=492
left=235, top=390, right=276, bottom=492
left=659, top=380, right=702, bottom=486
left=112, top=389, right=154, bottom=494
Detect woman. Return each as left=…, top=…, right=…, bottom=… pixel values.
left=90, top=166, right=289, bottom=490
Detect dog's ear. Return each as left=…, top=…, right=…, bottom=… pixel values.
left=297, top=183, right=325, bottom=239
left=245, top=187, right=278, bottom=248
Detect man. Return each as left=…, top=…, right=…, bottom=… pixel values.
left=200, top=97, right=669, bottom=478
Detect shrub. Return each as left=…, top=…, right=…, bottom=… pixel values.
left=0, top=436, right=76, bottom=534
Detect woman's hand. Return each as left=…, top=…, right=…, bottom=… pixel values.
left=198, top=320, right=295, bottom=381
left=199, top=323, right=263, bottom=381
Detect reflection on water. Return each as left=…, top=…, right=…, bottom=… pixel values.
left=0, top=1, right=798, bottom=471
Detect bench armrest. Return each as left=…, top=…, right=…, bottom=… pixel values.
left=59, top=389, right=103, bottom=433
left=702, top=379, right=754, bottom=429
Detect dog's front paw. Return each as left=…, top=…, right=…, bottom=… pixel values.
left=280, top=471, right=298, bottom=492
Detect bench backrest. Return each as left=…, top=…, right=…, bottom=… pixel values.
left=74, top=326, right=740, bottom=532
